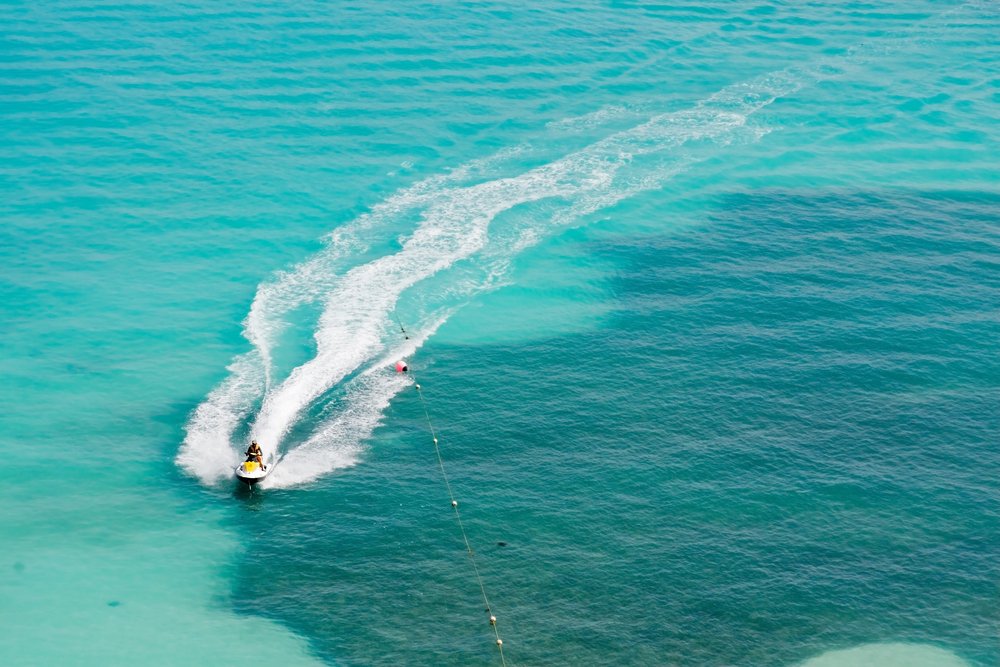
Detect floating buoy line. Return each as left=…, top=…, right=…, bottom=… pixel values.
left=393, top=314, right=508, bottom=666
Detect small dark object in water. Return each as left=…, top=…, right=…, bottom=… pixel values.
left=496, top=541, right=507, bottom=547
left=107, top=600, right=121, bottom=607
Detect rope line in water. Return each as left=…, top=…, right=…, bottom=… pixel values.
left=394, top=315, right=508, bottom=666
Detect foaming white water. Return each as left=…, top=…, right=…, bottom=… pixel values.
left=177, top=351, right=265, bottom=484
left=546, top=105, right=638, bottom=131
left=244, top=145, right=529, bottom=388
left=260, top=371, right=408, bottom=489
left=179, top=60, right=845, bottom=488
left=262, top=317, right=448, bottom=489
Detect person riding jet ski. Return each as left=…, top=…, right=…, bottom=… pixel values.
left=246, top=440, right=266, bottom=471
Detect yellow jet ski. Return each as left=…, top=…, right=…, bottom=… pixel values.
left=236, top=458, right=269, bottom=486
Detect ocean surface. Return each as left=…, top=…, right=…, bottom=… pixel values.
left=1, top=1, right=998, bottom=665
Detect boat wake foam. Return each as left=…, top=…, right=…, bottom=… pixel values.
left=177, top=57, right=855, bottom=489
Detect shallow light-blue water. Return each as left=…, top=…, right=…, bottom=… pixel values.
left=1, top=1, right=998, bottom=665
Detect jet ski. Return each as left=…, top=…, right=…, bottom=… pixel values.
left=235, top=458, right=269, bottom=486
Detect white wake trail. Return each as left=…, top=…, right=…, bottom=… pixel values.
left=179, top=60, right=840, bottom=488
left=176, top=351, right=265, bottom=485
left=244, top=146, right=529, bottom=388
left=261, top=315, right=450, bottom=488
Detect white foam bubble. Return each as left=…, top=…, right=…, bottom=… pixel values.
left=547, top=104, right=637, bottom=131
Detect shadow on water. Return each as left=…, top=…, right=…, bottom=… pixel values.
left=232, top=483, right=263, bottom=505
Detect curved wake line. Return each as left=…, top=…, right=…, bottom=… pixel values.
left=260, top=315, right=449, bottom=489
left=176, top=351, right=265, bottom=485
left=177, top=68, right=815, bottom=488
left=181, top=18, right=964, bottom=486
left=242, top=68, right=809, bottom=458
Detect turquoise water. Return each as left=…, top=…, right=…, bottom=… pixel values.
left=2, top=1, right=998, bottom=665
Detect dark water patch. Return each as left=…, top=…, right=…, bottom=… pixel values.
left=229, top=190, right=999, bottom=666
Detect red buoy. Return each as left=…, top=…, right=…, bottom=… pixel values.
left=395, top=360, right=408, bottom=373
